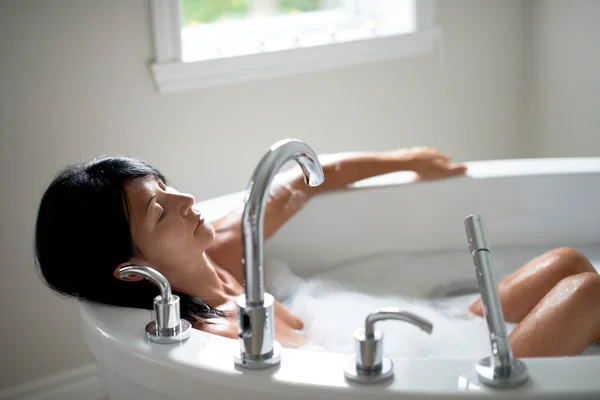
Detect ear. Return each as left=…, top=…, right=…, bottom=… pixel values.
left=113, top=258, right=148, bottom=282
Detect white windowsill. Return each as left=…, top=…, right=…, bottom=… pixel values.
left=150, top=29, right=438, bottom=94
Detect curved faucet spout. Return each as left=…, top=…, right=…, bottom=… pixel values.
left=242, top=139, right=324, bottom=305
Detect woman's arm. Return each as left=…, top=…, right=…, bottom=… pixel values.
left=206, top=147, right=466, bottom=283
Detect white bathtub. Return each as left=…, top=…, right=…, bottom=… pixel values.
left=80, top=157, right=600, bottom=400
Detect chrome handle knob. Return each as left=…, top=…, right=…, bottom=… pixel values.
left=344, top=308, right=433, bottom=384
left=118, top=265, right=191, bottom=344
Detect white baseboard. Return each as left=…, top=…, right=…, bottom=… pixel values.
left=0, top=363, right=104, bottom=400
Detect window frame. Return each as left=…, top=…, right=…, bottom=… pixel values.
left=149, top=0, right=438, bottom=93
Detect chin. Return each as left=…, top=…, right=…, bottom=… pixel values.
left=207, top=222, right=216, bottom=240
left=199, top=220, right=216, bottom=240
left=194, top=222, right=216, bottom=252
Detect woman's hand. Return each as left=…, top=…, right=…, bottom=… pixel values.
left=385, top=147, right=468, bottom=181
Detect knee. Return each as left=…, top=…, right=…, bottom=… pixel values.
left=555, top=272, right=600, bottom=303
left=545, top=246, right=595, bottom=277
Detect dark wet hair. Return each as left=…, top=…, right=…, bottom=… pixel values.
left=34, top=156, right=223, bottom=324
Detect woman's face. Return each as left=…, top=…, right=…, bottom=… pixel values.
left=122, top=176, right=215, bottom=274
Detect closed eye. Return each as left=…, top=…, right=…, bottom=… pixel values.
left=158, top=206, right=167, bottom=221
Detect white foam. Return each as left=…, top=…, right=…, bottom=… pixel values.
left=265, top=258, right=498, bottom=358
left=285, top=279, right=501, bottom=358
left=265, top=244, right=600, bottom=359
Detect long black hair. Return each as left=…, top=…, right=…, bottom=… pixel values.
left=34, top=156, right=223, bottom=324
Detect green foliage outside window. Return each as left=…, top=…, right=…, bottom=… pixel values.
left=278, top=0, right=320, bottom=13
left=181, top=0, right=322, bottom=25
left=181, top=0, right=249, bottom=25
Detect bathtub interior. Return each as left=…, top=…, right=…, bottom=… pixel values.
left=195, top=160, right=600, bottom=360
left=201, top=160, right=600, bottom=278
left=262, top=243, right=600, bottom=360
left=261, top=172, right=600, bottom=276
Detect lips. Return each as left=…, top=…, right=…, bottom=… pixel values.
left=194, top=213, right=205, bottom=231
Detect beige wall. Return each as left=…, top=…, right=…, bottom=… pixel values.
left=0, top=0, right=532, bottom=389
left=529, top=0, right=600, bottom=157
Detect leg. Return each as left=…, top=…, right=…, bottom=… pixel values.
left=510, top=272, right=600, bottom=357
left=469, top=247, right=595, bottom=323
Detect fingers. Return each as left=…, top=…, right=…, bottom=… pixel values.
left=415, top=162, right=468, bottom=181
left=433, top=151, right=464, bottom=170
left=437, top=163, right=467, bottom=178
left=449, top=163, right=468, bottom=175
left=431, top=155, right=454, bottom=169
left=437, top=152, right=452, bottom=163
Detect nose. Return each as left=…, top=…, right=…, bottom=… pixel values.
left=176, top=192, right=195, bottom=216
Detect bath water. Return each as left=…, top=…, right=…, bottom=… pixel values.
left=264, top=245, right=600, bottom=358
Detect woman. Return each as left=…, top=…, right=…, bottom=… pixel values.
left=35, top=147, right=600, bottom=356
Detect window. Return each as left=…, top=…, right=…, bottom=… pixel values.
left=150, top=0, right=437, bottom=93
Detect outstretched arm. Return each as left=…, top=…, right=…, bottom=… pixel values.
left=206, top=147, right=466, bottom=283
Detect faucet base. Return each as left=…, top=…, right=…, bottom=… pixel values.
left=145, top=320, right=192, bottom=344
left=234, top=341, right=282, bottom=370
left=476, top=356, right=529, bottom=388
left=235, top=293, right=280, bottom=369
left=344, top=354, right=394, bottom=384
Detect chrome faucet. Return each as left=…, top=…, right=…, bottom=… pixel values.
left=464, top=215, right=529, bottom=388
left=118, top=265, right=191, bottom=344
left=234, top=139, right=325, bottom=370
left=344, top=308, right=433, bottom=384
